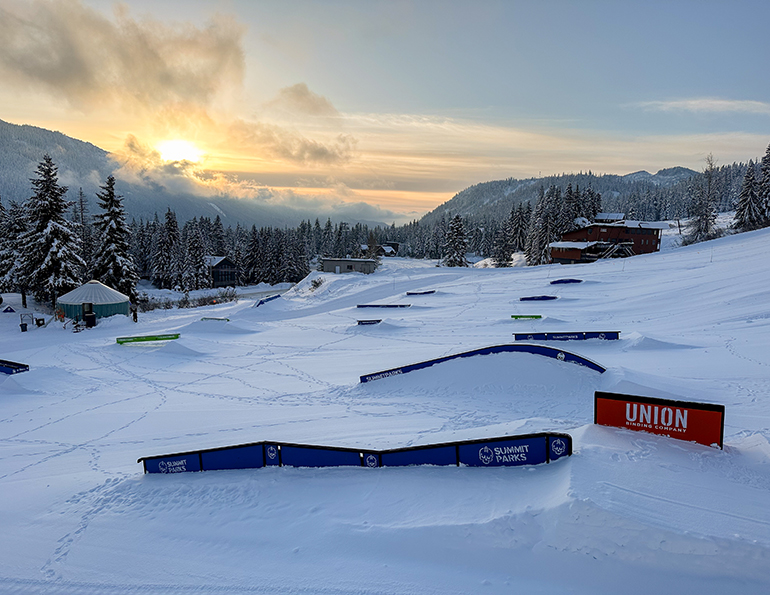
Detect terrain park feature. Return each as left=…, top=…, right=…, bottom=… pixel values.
left=511, top=315, right=542, bottom=320
left=116, top=333, right=181, bottom=345
left=0, top=359, right=29, bottom=375
left=519, top=295, right=558, bottom=301
left=357, top=304, right=411, bottom=308
left=138, top=432, right=572, bottom=474
left=359, top=343, right=606, bottom=383
left=357, top=319, right=382, bottom=325
left=550, top=278, right=583, bottom=285
left=595, top=391, right=726, bottom=449
left=514, top=331, right=620, bottom=341
left=405, top=290, right=436, bottom=295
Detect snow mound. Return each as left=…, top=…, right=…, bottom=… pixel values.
left=0, top=375, right=39, bottom=395
left=178, top=320, right=258, bottom=335
left=622, top=332, right=698, bottom=351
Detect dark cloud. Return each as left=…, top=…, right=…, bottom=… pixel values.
left=0, top=0, right=245, bottom=111
left=227, top=119, right=357, bottom=166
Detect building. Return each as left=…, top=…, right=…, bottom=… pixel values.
left=550, top=219, right=670, bottom=264
left=320, top=258, right=377, bottom=274
left=56, top=280, right=130, bottom=320
left=359, top=242, right=400, bottom=257
left=204, top=256, right=238, bottom=288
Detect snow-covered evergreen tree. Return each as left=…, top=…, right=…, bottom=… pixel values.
left=18, top=155, right=84, bottom=307
left=526, top=186, right=560, bottom=266
left=758, top=143, right=770, bottom=227
left=181, top=218, right=211, bottom=291
left=152, top=209, right=182, bottom=289
left=91, top=175, right=139, bottom=300
left=734, top=161, right=763, bottom=231
left=492, top=207, right=515, bottom=267
left=0, top=199, right=30, bottom=306
left=72, top=188, right=94, bottom=279
left=443, top=215, right=469, bottom=267
left=684, top=155, right=720, bottom=245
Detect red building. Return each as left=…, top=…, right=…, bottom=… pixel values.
left=549, top=218, right=670, bottom=264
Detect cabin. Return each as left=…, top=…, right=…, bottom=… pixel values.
left=204, top=256, right=238, bottom=287
left=549, top=218, right=670, bottom=264
left=321, top=258, right=377, bottom=274
left=359, top=242, right=400, bottom=257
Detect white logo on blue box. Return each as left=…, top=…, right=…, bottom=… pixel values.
left=551, top=438, right=567, bottom=456
left=479, top=446, right=494, bottom=465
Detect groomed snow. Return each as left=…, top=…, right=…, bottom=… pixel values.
left=2, top=226, right=770, bottom=594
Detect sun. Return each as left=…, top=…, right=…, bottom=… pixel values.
left=156, top=139, right=203, bottom=163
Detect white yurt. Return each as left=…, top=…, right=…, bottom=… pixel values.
left=56, top=280, right=130, bottom=320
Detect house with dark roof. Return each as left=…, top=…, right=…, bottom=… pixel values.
left=204, top=256, right=238, bottom=287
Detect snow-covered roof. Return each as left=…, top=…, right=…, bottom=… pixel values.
left=57, top=280, right=129, bottom=305
left=549, top=241, right=600, bottom=249
left=584, top=220, right=670, bottom=230
left=595, top=212, right=625, bottom=221
left=204, top=256, right=227, bottom=267
left=617, top=220, right=671, bottom=230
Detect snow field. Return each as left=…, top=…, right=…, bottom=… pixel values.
left=1, top=227, right=770, bottom=593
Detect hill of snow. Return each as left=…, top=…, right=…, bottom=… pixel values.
left=1, top=228, right=770, bottom=594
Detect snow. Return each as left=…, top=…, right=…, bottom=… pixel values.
left=2, top=224, right=770, bottom=593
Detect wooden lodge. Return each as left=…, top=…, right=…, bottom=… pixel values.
left=549, top=217, right=670, bottom=264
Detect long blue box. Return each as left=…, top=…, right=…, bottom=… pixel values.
left=0, top=359, right=29, bottom=375
left=357, top=304, right=411, bottom=308
left=514, top=332, right=620, bottom=341
left=138, top=432, right=573, bottom=474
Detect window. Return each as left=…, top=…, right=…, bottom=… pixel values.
left=347, top=265, right=353, bottom=270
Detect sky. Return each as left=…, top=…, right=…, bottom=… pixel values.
left=1, top=0, right=769, bottom=223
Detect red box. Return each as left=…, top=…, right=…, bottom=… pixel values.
left=594, top=391, right=725, bottom=449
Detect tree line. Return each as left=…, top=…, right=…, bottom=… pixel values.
left=3, top=146, right=770, bottom=310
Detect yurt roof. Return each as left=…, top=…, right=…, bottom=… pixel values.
left=57, top=281, right=130, bottom=305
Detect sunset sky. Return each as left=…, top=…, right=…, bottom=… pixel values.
left=1, top=0, right=769, bottom=223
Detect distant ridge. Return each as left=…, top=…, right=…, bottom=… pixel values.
left=420, top=167, right=700, bottom=225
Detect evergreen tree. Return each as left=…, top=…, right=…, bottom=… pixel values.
left=684, top=154, right=720, bottom=245
left=492, top=207, right=515, bottom=267
left=0, top=199, right=30, bottom=306
left=182, top=218, right=211, bottom=290
left=91, top=175, right=139, bottom=300
left=152, top=209, right=182, bottom=289
left=734, top=161, right=763, bottom=231
left=211, top=215, right=226, bottom=255
left=245, top=225, right=262, bottom=284
left=758, top=143, right=770, bottom=226
left=72, top=188, right=94, bottom=278
left=18, top=155, right=84, bottom=307
left=364, top=230, right=381, bottom=268
left=443, top=215, right=469, bottom=267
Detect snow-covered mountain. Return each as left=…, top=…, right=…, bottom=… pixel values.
left=421, top=167, right=701, bottom=225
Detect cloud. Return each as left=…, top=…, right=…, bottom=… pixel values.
left=0, top=0, right=244, bottom=112
left=264, top=83, right=339, bottom=117
left=635, top=98, right=770, bottom=116
left=227, top=119, right=357, bottom=166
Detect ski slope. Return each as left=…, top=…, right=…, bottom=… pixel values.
left=1, top=227, right=770, bottom=594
